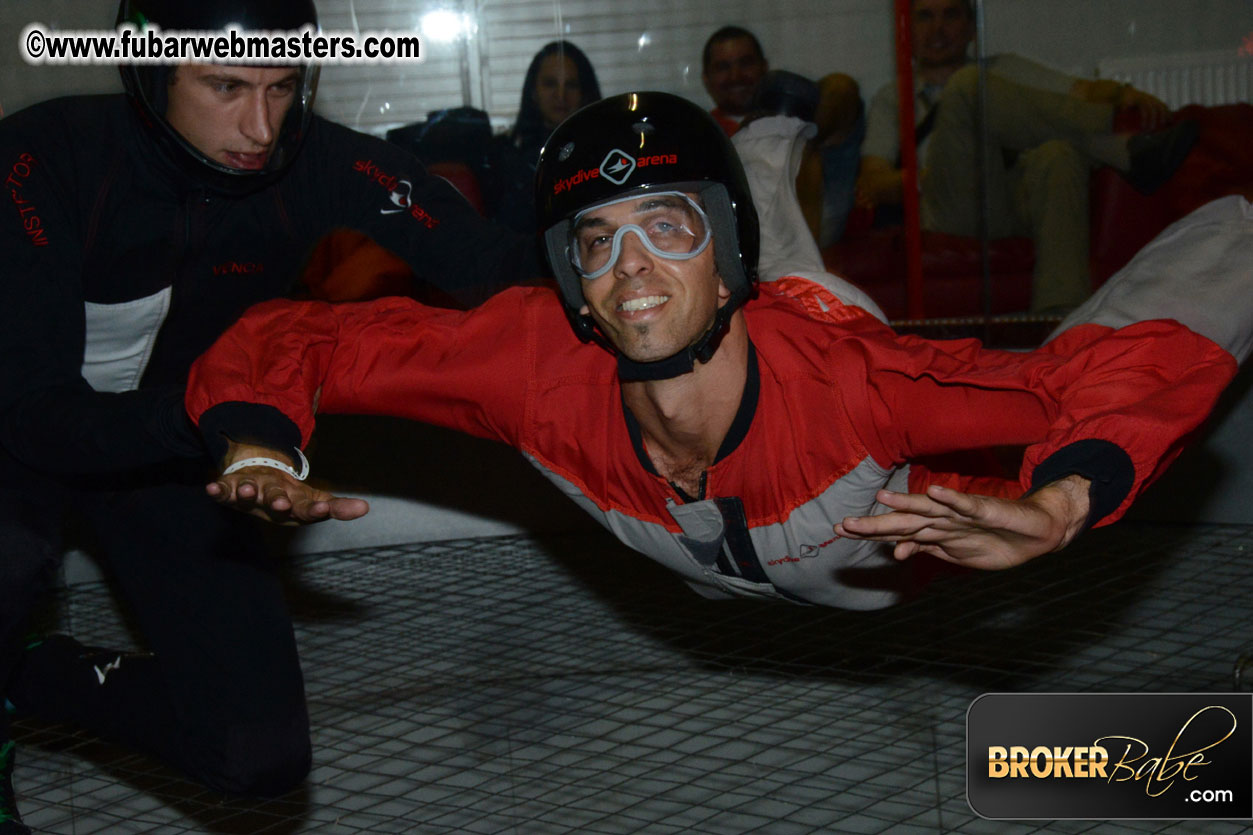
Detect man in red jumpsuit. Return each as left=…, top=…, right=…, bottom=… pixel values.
left=186, top=92, right=1250, bottom=608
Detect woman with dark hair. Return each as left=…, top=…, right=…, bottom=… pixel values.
left=489, top=41, right=602, bottom=234
left=509, top=41, right=602, bottom=162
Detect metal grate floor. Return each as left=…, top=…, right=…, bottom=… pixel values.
left=12, top=523, right=1253, bottom=834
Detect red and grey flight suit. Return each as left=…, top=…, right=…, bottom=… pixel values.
left=188, top=197, right=1252, bottom=611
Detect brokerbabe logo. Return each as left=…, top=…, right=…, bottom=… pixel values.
left=599, top=149, right=636, bottom=185
left=967, top=693, right=1253, bottom=820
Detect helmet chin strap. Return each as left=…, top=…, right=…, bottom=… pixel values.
left=612, top=293, right=740, bottom=382
left=616, top=351, right=697, bottom=382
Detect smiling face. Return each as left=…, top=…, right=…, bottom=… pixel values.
left=911, top=0, right=974, bottom=71
left=165, top=64, right=300, bottom=170
left=575, top=193, right=728, bottom=363
left=702, top=36, right=767, bottom=116
left=534, top=53, right=583, bottom=130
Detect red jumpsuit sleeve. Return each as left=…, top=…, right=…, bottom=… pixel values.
left=847, top=319, right=1236, bottom=526
left=186, top=288, right=538, bottom=457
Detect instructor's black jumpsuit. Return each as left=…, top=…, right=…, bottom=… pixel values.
left=0, top=94, right=531, bottom=793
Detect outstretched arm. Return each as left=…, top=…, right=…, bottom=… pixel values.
left=207, top=440, right=369, bottom=526
left=835, top=475, right=1091, bottom=570
left=307, top=120, right=540, bottom=307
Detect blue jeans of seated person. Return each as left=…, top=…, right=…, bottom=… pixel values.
left=819, top=109, right=867, bottom=247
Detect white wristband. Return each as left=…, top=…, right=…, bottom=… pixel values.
left=221, top=448, right=310, bottom=481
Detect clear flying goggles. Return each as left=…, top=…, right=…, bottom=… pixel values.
left=570, top=191, right=712, bottom=279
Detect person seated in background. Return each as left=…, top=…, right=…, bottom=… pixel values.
left=728, top=75, right=883, bottom=302
left=488, top=40, right=602, bottom=235
left=701, top=25, right=770, bottom=137
left=856, top=0, right=1199, bottom=314
left=754, top=71, right=867, bottom=247
left=703, top=28, right=864, bottom=246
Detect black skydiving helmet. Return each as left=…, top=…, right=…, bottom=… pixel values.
left=117, top=0, right=320, bottom=195
left=535, top=91, right=760, bottom=382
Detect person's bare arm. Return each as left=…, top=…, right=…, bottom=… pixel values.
left=834, top=474, right=1092, bottom=570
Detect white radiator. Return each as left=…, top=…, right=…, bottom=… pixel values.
left=1097, top=49, right=1250, bottom=109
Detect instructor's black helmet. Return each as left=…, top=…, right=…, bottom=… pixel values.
left=536, top=92, right=759, bottom=378
left=117, top=0, right=320, bottom=194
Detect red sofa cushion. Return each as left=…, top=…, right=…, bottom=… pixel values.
left=1092, top=103, right=1253, bottom=282
left=823, top=228, right=1034, bottom=320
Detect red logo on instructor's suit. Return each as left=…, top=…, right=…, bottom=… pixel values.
left=352, top=159, right=441, bottom=230
left=6, top=152, right=48, bottom=247
left=212, top=261, right=265, bottom=276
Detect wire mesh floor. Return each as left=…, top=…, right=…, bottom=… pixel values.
left=12, top=523, right=1253, bottom=834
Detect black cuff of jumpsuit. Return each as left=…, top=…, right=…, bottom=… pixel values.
left=197, top=402, right=305, bottom=468
left=151, top=386, right=208, bottom=458
left=1028, top=439, right=1135, bottom=530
